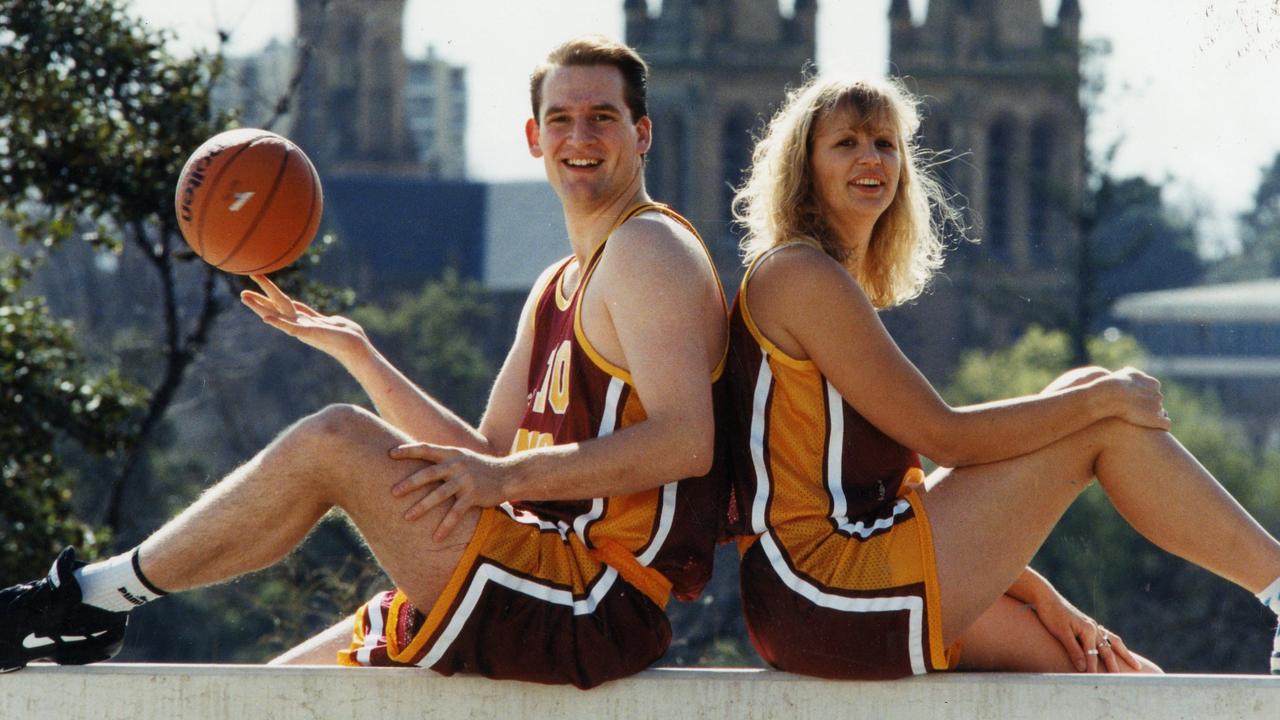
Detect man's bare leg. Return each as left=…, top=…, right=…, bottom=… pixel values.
left=137, top=403, right=479, bottom=614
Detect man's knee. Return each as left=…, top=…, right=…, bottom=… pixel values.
left=298, top=403, right=396, bottom=446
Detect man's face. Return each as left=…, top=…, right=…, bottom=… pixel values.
left=526, top=64, right=651, bottom=211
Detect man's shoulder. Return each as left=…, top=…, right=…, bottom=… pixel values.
left=604, top=208, right=704, bottom=269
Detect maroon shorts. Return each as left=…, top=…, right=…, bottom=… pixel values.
left=739, top=486, right=956, bottom=679
left=338, top=506, right=671, bottom=689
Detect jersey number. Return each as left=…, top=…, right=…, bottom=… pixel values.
left=512, top=428, right=555, bottom=452
left=532, top=340, right=571, bottom=415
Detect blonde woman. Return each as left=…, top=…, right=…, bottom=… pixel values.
left=723, top=75, right=1280, bottom=677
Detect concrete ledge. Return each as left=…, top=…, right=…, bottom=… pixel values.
left=4, top=664, right=1279, bottom=719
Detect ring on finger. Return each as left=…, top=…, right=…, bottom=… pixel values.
left=1086, top=649, right=1100, bottom=656
left=1099, top=633, right=1112, bottom=649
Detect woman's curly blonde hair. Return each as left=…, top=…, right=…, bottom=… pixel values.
left=733, top=75, right=960, bottom=308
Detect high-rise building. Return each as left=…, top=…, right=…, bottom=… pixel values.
left=405, top=46, right=468, bottom=179
left=290, top=0, right=420, bottom=176
left=212, top=2, right=468, bottom=180
left=625, top=0, right=817, bottom=282
left=884, top=0, right=1086, bottom=376
left=211, top=39, right=296, bottom=131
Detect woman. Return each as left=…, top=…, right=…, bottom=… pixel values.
left=723, top=75, right=1280, bottom=677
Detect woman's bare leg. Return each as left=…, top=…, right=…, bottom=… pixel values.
left=955, top=594, right=1161, bottom=673
left=269, top=617, right=355, bottom=666
left=921, top=418, right=1280, bottom=647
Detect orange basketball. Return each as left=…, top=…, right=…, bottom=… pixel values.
left=174, top=128, right=323, bottom=275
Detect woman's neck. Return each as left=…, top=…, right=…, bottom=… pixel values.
left=829, top=217, right=875, bottom=275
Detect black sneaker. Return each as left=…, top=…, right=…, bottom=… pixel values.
left=0, top=548, right=128, bottom=672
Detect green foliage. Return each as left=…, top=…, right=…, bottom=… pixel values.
left=1089, top=176, right=1202, bottom=303
left=948, top=325, right=1145, bottom=404
left=0, top=257, right=144, bottom=582
left=0, top=0, right=227, bottom=247
left=945, top=326, right=1280, bottom=672
left=1212, top=152, right=1280, bottom=281
left=0, top=0, right=243, bottom=537
left=354, top=270, right=496, bottom=423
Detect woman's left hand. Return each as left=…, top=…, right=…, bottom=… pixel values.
left=1030, top=594, right=1142, bottom=673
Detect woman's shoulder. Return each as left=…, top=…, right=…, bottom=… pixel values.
left=747, top=241, right=854, bottom=299
left=741, top=241, right=871, bottom=363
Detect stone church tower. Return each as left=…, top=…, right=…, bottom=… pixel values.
left=885, top=0, right=1085, bottom=378
left=625, top=0, right=817, bottom=281
left=291, top=0, right=423, bottom=175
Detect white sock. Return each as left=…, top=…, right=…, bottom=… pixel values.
left=1255, top=575, right=1280, bottom=616
left=73, top=549, right=167, bottom=612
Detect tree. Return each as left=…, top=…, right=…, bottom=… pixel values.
left=1089, top=176, right=1201, bottom=306
left=1212, top=152, right=1280, bottom=281
left=0, top=0, right=229, bottom=534
left=353, top=270, right=497, bottom=424
left=0, top=256, right=143, bottom=581
left=947, top=326, right=1280, bottom=672
left=0, top=0, right=326, bottom=535
left=1056, top=42, right=1204, bottom=365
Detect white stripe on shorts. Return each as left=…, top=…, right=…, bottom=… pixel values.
left=355, top=596, right=386, bottom=666
left=418, top=563, right=620, bottom=668
left=760, top=531, right=926, bottom=675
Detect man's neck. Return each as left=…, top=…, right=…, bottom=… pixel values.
left=563, top=185, right=652, bottom=266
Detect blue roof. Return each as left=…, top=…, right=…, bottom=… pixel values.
left=318, top=176, right=486, bottom=294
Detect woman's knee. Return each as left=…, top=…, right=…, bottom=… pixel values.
left=1042, top=366, right=1110, bottom=395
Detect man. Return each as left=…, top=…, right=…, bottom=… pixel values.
left=0, top=35, right=728, bottom=689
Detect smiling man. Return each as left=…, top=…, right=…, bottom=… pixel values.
left=0, top=36, right=728, bottom=689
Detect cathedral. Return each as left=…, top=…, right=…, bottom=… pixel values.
left=625, top=0, right=817, bottom=280
left=884, top=0, right=1086, bottom=375
left=282, top=0, right=1086, bottom=375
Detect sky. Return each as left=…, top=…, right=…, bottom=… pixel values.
left=127, top=0, right=1280, bottom=247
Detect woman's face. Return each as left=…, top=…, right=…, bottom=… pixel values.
left=808, top=107, right=902, bottom=233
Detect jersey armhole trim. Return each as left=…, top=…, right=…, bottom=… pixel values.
left=739, top=244, right=817, bottom=372
left=528, top=255, right=575, bottom=338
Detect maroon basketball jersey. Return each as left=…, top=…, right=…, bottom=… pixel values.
left=503, top=202, right=728, bottom=601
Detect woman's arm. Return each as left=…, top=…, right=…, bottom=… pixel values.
left=1007, top=568, right=1142, bottom=673
left=746, top=244, right=1169, bottom=467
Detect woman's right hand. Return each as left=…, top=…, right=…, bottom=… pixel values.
left=1097, top=366, right=1171, bottom=431
left=240, top=274, right=371, bottom=364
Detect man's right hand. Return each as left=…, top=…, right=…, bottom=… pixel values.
left=240, top=274, right=371, bottom=365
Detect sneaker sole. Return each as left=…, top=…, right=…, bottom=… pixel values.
left=0, top=632, right=123, bottom=672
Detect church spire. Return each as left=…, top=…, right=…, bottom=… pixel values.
left=1057, top=0, right=1081, bottom=45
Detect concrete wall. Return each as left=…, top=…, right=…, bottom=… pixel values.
left=5, top=665, right=1280, bottom=720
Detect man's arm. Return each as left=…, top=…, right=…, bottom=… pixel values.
left=388, top=215, right=726, bottom=539
left=241, top=268, right=550, bottom=454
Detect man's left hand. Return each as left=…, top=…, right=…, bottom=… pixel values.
left=389, top=443, right=511, bottom=541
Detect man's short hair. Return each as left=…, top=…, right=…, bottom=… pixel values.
left=529, top=35, right=649, bottom=123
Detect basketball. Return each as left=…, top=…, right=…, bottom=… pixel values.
left=174, top=128, right=323, bottom=275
